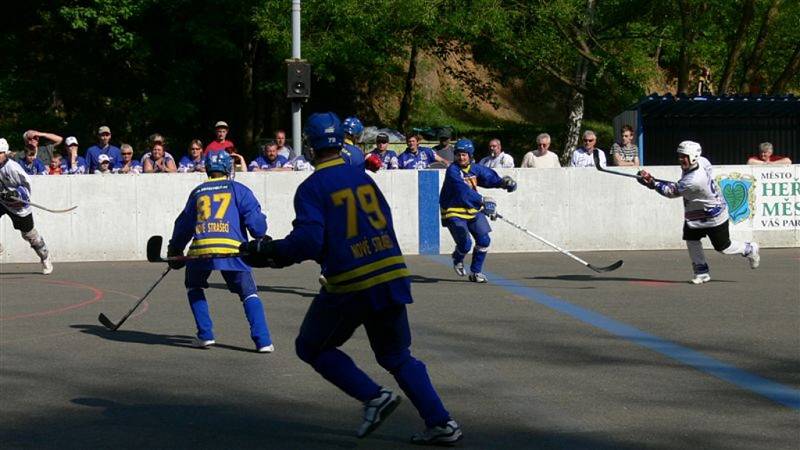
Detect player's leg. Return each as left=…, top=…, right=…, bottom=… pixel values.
left=467, top=214, right=492, bottom=282
left=184, top=268, right=215, bottom=347
left=445, top=218, right=471, bottom=276
left=365, top=303, right=461, bottom=444
left=683, top=224, right=710, bottom=284
left=11, top=211, right=52, bottom=275
left=708, top=221, right=760, bottom=269
left=221, top=270, right=273, bottom=352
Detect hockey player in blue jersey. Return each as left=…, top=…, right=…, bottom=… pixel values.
left=440, top=138, right=517, bottom=283
left=340, top=116, right=365, bottom=169
left=241, top=112, right=461, bottom=445
left=168, top=150, right=273, bottom=352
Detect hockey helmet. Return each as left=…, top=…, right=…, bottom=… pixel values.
left=342, top=116, right=364, bottom=137
left=676, top=141, right=702, bottom=164
left=304, top=112, right=344, bottom=152
left=453, top=139, right=475, bottom=157
left=205, top=150, right=233, bottom=176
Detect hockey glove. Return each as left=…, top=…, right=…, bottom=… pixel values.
left=501, top=176, right=517, bottom=193
left=637, top=170, right=656, bottom=189
left=483, top=196, right=498, bottom=220
left=166, top=246, right=186, bottom=270
left=0, top=187, right=26, bottom=209
left=240, top=236, right=291, bottom=268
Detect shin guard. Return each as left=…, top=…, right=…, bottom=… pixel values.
left=242, top=295, right=271, bottom=348
left=22, top=228, right=49, bottom=261
left=187, top=288, right=214, bottom=340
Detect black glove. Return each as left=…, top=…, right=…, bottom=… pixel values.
left=501, top=176, right=517, bottom=193
left=166, top=246, right=186, bottom=270
left=240, top=236, right=291, bottom=268
left=0, top=189, right=15, bottom=202
left=637, top=170, right=656, bottom=189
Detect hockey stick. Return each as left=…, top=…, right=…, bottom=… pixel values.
left=592, top=151, right=671, bottom=183
left=0, top=196, right=78, bottom=213
left=496, top=214, right=623, bottom=273
left=98, top=266, right=171, bottom=331
left=146, top=235, right=246, bottom=263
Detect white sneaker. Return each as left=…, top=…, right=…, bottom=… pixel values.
left=691, top=273, right=711, bottom=284
left=257, top=344, right=274, bottom=353
left=356, top=388, right=401, bottom=438
left=747, top=242, right=760, bottom=269
left=451, top=252, right=466, bottom=277
left=468, top=272, right=487, bottom=283
left=41, top=256, right=53, bottom=275
left=193, top=338, right=215, bottom=349
left=411, top=419, right=463, bottom=445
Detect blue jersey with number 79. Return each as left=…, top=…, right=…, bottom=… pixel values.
left=274, top=156, right=411, bottom=307
left=170, top=177, right=267, bottom=272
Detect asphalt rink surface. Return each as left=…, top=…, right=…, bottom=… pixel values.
left=1, top=249, right=799, bottom=449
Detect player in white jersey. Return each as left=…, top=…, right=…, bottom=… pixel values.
left=638, top=141, right=759, bottom=284
left=0, top=138, right=53, bottom=274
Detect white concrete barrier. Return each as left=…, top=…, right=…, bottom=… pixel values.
left=1, top=165, right=797, bottom=263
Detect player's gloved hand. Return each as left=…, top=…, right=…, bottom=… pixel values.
left=501, top=176, right=517, bottom=193
left=483, top=196, right=498, bottom=220
left=0, top=187, right=25, bottom=208
left=365, top=153, right=382, bottom=173
left=166, top=246, right=186, bottom=270
left=637, top=170, right=655, bottom=189
left=240, top=236, right=288, bottom=268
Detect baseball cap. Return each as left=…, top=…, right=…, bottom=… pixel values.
left=98, top=126, right=111, bottom=135
left=98, top=154, right=111, bottom=163
left=0, top=138, right=8, bottom=153
left=215, top=121, right=229, bottom=129
left=65, top=136, right=79, bottom=146
left=376, top=133, right=389, bottom=144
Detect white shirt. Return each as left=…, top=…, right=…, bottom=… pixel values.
left=521, top=150, right=561, bottom=168
left=570, top=147, right=606, bottom=168
left=657, top=156, right=728, bottom=229
left=479, top=152, right=514, bottom=168
left=0, top=158, right=33, bottom=217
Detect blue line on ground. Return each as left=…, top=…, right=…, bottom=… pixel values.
left=417, top=171, right=440, bottom=255
left=427, top=254, right=800, bottom=410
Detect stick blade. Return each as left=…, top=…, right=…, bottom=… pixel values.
left=588, top=260, right=624, bottom=273
left=98, top=313, right=118, bottom=331
left=146, top=236, right=164, bottom=262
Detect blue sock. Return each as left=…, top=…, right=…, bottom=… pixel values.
left=188, top=289, right=214, bottom=340
left=243, top=296, right=271, bottom=347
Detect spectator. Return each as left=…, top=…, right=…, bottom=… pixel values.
left=178, top=140, right=206, bottom=173
left=747, top=142, right=792, bottom=165
left=60, top=136, right=88, bottom=175
left=85, top=126, right=122, bottom=173
left=275, top=129, right=295, bottom=159
left=49, top=153, right=63, bottom=175
left=570, top=130, right=607, bottom=167
left=18, top=147, right=49, bottom=175
left=285, top=154, right=314, bottom=171
left=148, top=133, right=166, bottom=148
left=398, top=134, right=446, bottom=169
left=22, top=129, right=63, bottom=167
left=368, top=132, right=399, bottom=170
left=249, top=141, right=288, bottom=171
left=521, top=133, right=561, bottom=168
left=117, top=144, right=142, bottom=174
left=143, top=142, right=177, bottom=173
left=610, top=125, right=639, bottom=166
left=95, top=154, right=114, bottom=174
left=232, top=153, right=248, bottom=172
left=432, top=129, right=454, bottom=166
left=205, top=121, right=235, bottom=154
left=479, top=139, right=514, bottom=168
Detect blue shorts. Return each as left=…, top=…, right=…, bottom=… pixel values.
left=185, top=269, right=258, bottom=298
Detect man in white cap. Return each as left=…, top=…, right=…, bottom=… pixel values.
left=0, top=138, right=53, bottom=274
left=61, top=136, right=88, bottom=175
left=85, top=125, right=122, bottom=173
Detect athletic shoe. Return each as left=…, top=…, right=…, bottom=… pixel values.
left=356, top=388, right=401, bottom=438
left=257, top=344, right=274, bottom=353
left=468, top=272, right=487, bottom=283
left=41, top=256, right=53, bottom=275
left=411, top=419, right=463, bottom=445
left=690, top=273, right=711, bottom=284
left=746, top=242, right=760, bottom=269
left=451, top=252, right=466, bottom=277
left=193, top=338, right=215, bottom=349
left=318, top=274, right=328, bottom=286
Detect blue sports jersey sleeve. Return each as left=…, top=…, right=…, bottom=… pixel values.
left=279, top=182, right=326, bottom=263
left=234, top=182, right=268, bottom=238
left=474, top=164, right=504, bottom=189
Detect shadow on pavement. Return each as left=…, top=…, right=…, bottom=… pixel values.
left=71, top=324, right=195, bottom=348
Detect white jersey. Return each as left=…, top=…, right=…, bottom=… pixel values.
left=656, top=156, right=728, bottom=229
left=479, top=152, right=514, bottom=169
left=0, top=158, right=33, bottom=217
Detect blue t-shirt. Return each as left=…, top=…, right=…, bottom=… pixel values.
left=178, top=156, right=205, bottom=173
left=398, top=146, right=437, bottom=169
left=249, top=155, right=288, bottom=171
left=19, top=158, right=49, bottom=175
left=60, top=156, right=88, bottom=175
left=368, top=149, right=399, bottom=170
left=85, top=144, right=123, bottom=173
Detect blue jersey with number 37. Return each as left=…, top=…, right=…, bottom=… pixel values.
left=170, top=177, right=267, bottom=272
left=274, top=157, right=411, bottom=307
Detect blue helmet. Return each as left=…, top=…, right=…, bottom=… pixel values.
left=205, top=150, right=233, bottom=176
left=342, top=116, right=364, bottom=137
left=454, top=138, right=475, bottom=157
left=304, top=112, right=344, bottom=151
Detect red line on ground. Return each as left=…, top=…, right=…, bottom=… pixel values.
left=0, top=279, right=105, bottom=321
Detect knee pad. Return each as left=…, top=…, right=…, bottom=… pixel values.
left=22, top=229, right=48, bottom=259
left=376, top=348, right=412, bottom=373
left=474, top=234, right=490, bottom=251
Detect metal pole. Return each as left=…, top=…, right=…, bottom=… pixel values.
left=291, top=0, right=302, bottom=159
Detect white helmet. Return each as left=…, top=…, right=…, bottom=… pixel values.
left=677, top=140, right=702, bottom=164
left=0, top=138, right=8, bottom=153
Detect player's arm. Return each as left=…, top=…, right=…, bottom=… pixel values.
left=444, top=165, right=483, bottom=208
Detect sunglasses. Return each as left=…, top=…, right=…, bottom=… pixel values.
left=121, top=152, right=133, bottom=155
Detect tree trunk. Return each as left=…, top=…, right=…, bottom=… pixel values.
left=741, top=0, right=781, bottom=93
left=718, top=0, right=755, bottom=94
left=241, top=34, right=257, bottom=151
left=564, top=57, right=589, bottom=164
left=770, top=43, right=800, bottom=94
left=397, top=43, right=419, bottom=133
left=676, top=0, right=693, bottom=94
